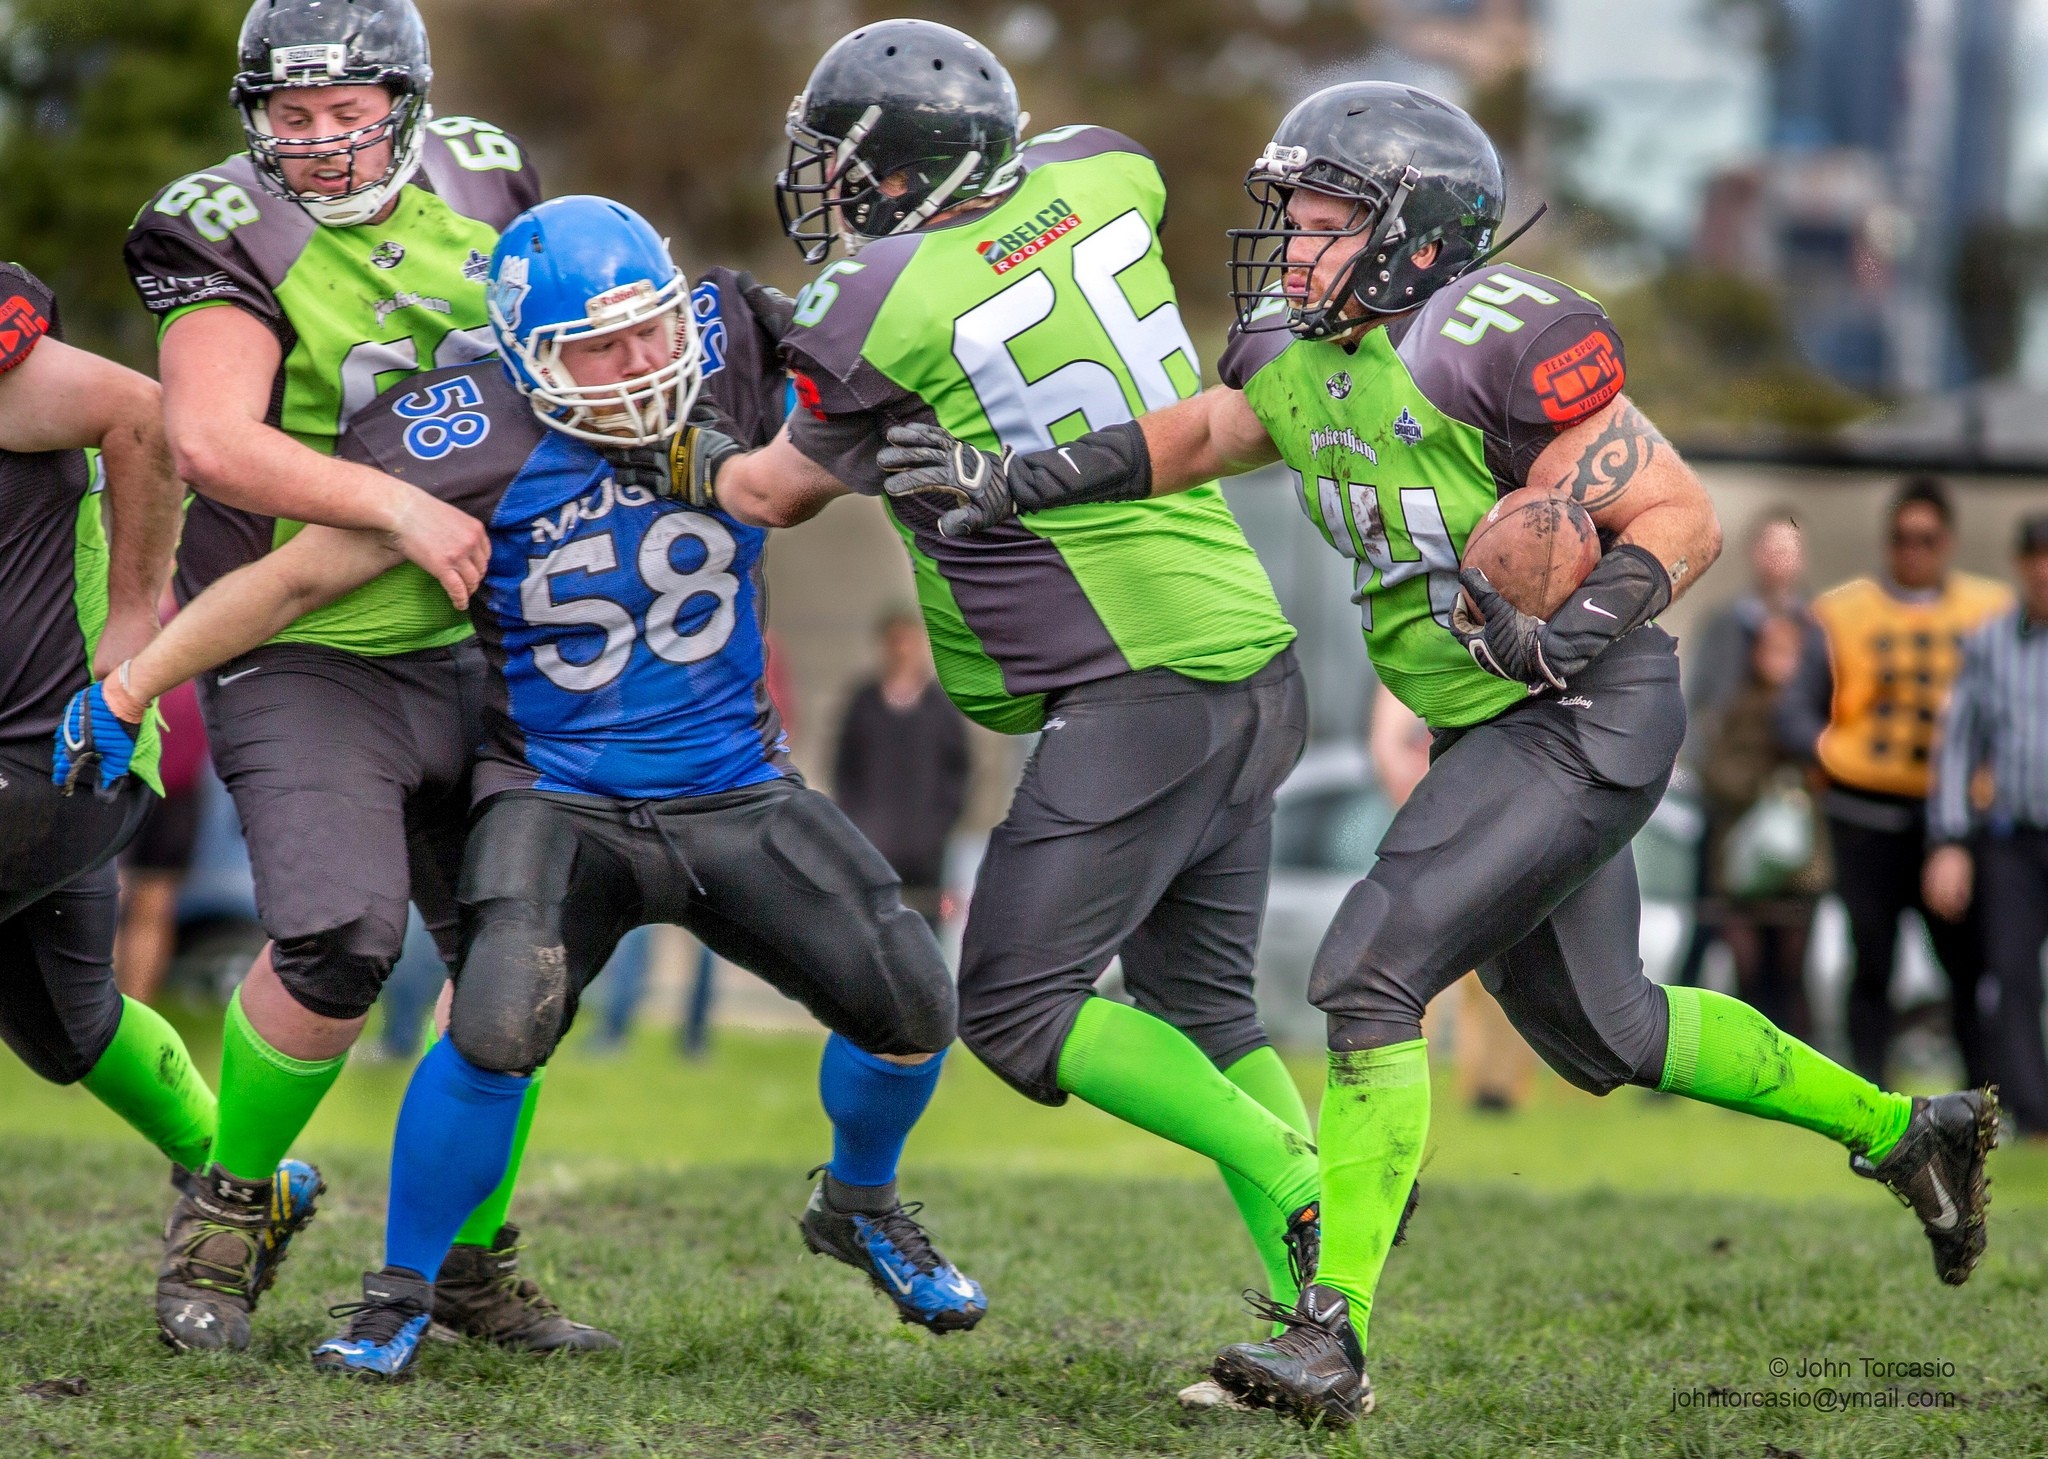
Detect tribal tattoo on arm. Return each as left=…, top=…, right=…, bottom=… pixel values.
left=1560, top=401, right=1666, bottom=512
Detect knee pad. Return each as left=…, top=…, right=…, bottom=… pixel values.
left=448, top=903, right=572, bottom=1074
left=271, top=905, right=409, bottom=1021
left=870, top=906, right=957, bottom=1055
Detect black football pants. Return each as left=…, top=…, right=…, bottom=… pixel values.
left=1980, top=829, right=2048, bottom=1133
left=956, top=651, right=1308, bottom=1104
left=1310, top=629, right=1686, bottom=1094
left=0, top=738, right=152, bottom=1083
left=448, top=778, right=956, bottom=1073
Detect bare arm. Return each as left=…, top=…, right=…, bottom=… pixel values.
left=159, top=305, right=488, bottom=602
left=112, top=526, right=403, bottom=717
left=1524, top=394, right=1722, bottom=602
left=712, top=425, right=854, bottom=528
left=0, top=335, right=184, bottom=673
left=1135, top=385, right=1282, bottom=495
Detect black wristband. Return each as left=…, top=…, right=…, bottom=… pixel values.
left=1574, top=543, right=1672, bottom=634
left=1009, top=420, right=1153, bottom=513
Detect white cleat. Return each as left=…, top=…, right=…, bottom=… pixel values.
left=1177, top=1378, right=1254, bottom=1412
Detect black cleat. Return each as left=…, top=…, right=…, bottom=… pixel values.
left=431, top=1223, right=619, bottom=1352
left=155, top=1159, right=324, bottom=1353
left=1851, top=1088, right=1998, bottom=1286
left=1211, top=1284, right=1372, bottom=1427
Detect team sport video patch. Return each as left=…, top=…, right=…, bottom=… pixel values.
left=1529, top=327, right=1623, bottom=425
left=977, top=199, right=1082, bottom=275
left=0, top=293, right=50, bottom=374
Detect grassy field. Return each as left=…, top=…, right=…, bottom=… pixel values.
left=1, top=1013, right=2045, bottom=1458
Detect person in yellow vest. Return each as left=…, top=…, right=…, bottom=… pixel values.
left=1778, top=477, right=2012, bottom=1085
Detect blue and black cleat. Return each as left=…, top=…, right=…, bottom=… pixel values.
left=155, top=1157, right=326, bottom=1353
left=799, top=1174, right=986, bottom=1333
left=312, top=1267, right=434, bottom=1381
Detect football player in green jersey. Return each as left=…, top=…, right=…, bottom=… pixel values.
left=882, top=82, right=1996, bottom=1426
left=0, top=264, right=220, bottom=1197
left=123, top=0, right=613, bottom=1358
left=692, top=19, right=1337, bottom=1379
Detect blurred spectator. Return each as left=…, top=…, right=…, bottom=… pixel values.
left=1924, top=514, right=2048, bottom=1135
left=1778, top=477, right=2012, bottom=1085
left=832, top=610, right=969, bottom=928
left=1697, top=614, right=1826, bottom=1035
left=114, top=678, right=207, bottom=1004
left=1372, top=683, right=1534, bottom=1112
left=1675, top=512, right=1824, bottom=991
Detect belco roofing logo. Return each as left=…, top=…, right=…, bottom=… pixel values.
left=977, top=198, right=1081, bottom=274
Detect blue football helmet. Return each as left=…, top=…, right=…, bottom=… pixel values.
left=487, top=195, right=704, bottom=447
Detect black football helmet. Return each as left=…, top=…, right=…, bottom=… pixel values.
left=1229, top=82, right=1516, bottom=339
left=231, top=0, right=433, bottom=227
left=777, top=19, right=1025, bottom=264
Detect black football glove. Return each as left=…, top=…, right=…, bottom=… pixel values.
left=602, top=401, right=745, bottom=511
left=877, top=420, right=1152, bottom=538
left=1451, top=543, right=1672, bottom=690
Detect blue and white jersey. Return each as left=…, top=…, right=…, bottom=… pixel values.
left=336, top=266, right=799, bottom=802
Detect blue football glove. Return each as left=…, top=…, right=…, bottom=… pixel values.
left=53, top=682, right=138, bottom=797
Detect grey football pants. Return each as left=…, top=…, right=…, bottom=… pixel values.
left=1311, top=629, right=1687, bottom=1094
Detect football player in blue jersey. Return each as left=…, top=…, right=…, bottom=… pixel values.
left=65, top=195, right=983, bottom=1380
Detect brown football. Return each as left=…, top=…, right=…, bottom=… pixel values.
left=1460, top=487, right=1602, bottom=619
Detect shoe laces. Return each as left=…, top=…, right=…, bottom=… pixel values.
left=862, top=1202, right=942, bottom=1275
left=480, top=1238, right=562, bottom=1317
left=327, top=1297, right=422, bottom=1347
left=168, top=1222, right=260, bottom=1298
left=1240, top=1289, right=1340, bottom=1362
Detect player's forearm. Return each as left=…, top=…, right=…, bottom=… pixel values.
left=117, top=543, right=379, bottom=712
left=1136, top=387, right=1279, bottom=493
left=714, top=431, right=850, bottom=529
left=171, top=411, right=412, bottom=534
left=1613, top=491, right=1721, bottom=603
left=97, top=407, right=184, bottom=623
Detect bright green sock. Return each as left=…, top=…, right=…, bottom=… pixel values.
left=79, top=997, right=217, bottom=1171
left=1315, top=1039, right=1430, bottom=1353
left=1056, top=997, right=1319, bottom=1216
left=451, top=1064, right=544, bottom=1247
left=209, top=987, right=347, bottom=1181
left=1219, top=1046, right=1314, bottom=1307
left=1658, top=985, right=1912, bottom=1159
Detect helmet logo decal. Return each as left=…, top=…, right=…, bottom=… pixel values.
left=489, top=255, right=531, bottom=333
left=1324, top=370, right=1351, bottom=400
left=269, top=44, right=349, bottom=82
left=1392, top=408, right=1424, bottom=446
left=586, top=279, right=657, bottom=323
left=976, top=198, right=1080, bottom=274
left=370, top=241, right=406, bottom=269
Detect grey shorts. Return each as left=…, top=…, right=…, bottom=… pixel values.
left=198, top=640, right=484, bottom=1020
left=448, top=779, right=956, bottom=1072
left=1310, top=629, right=1686, bottom=1093
left=957, top=649, right=1308, bottom=1104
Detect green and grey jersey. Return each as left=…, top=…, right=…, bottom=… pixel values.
left=124, top=119, right=540, bottom=657
left=1219, top=264, right=1626, bottom=730
left=781, top=125, right=1294, bottom=734
left=0, top=265, right=162, bottom=789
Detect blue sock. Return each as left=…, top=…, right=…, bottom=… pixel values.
left=384, top=1038, right=530, bottom=1281
left=818, top=1034, right=945, bottom=1191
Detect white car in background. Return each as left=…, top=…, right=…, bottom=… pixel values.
left=1251, top=742, right=1701, bottom=1047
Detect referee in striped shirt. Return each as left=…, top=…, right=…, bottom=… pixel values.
left=1925, top=512, right=2048, bottom=1136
